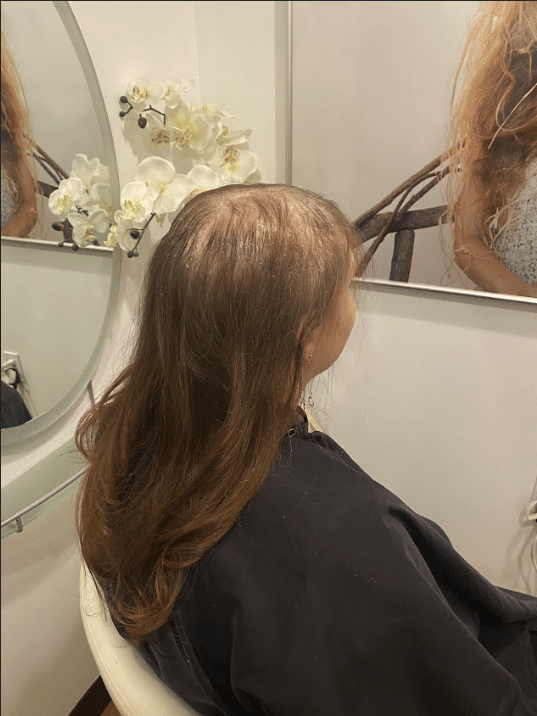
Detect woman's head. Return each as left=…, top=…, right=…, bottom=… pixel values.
left=141, top=183, right=358, bottom=428
left=446, top=1, right=537, bottom=245
left=76, top=183, right=361, bottom=642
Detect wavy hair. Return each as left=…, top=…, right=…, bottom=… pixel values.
left=446, top=1, right=537, bottom=248
left=1, top=30, right=38, bottom=208
left=76, top=183, right=361, bottom=643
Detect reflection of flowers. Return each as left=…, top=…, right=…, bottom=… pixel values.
left=114, top=77, right=259, bottom=256
left=71, top=154, right=109, bottom=189
left=69, top=208, right=110, bottom=247
left=48, top=153, right=113, bottom=247
left=48, top=177, right=88, bottom=220
left=89, top=182, right=113, bottom=216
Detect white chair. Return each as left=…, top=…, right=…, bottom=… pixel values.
left=79, top=563, right=201, bottom=716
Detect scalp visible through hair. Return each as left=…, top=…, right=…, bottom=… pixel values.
left=172, top=183, right=358, bottom=282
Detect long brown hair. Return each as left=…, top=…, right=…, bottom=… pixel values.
left=1, top=29, right=38, bottom=207
left=76, top=183, right=361, bottom=643
left=446, top=1, right=537, bottom=247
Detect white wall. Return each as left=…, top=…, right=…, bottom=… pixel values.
left=1, top=3, right=536, bottom=715
left=1, top=488, right=90, bottom=716
left=311, top=283, right=537, bottom=594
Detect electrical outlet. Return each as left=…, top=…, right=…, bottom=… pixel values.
left=1, top=351, right=26, bottom=383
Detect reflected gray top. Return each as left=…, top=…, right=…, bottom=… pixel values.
left=495, top=158, right=537, bottom=284
left=1, top=173, right=17, bottom=229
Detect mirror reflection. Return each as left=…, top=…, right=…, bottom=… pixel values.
left=1, top=0, right=117, bottom=434
left=1, top=1, right=108, bottom=245
left=291, top=1, right=537, bottom=298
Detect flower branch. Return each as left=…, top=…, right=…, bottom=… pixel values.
left=109, top=76, right=259, bottom=255
left=48, top=77, right=259, bottom=256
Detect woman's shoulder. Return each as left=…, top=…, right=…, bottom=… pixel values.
left=201, top=424, right=443, bottom=585
left=247, top=425, right=394, bottom=521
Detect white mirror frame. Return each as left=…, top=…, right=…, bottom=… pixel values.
left=1, top=0, right=122, bottom=451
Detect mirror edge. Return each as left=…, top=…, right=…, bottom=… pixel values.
left=360, top=278, right=537, bottom=306
left=1, top=0, right=122, bottom=452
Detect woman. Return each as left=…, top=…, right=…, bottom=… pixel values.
left=1, top=30, right=38, bottom=238
left=447, top=1, right=537, bottom=297
left=77, top=184, right=537, bottom=715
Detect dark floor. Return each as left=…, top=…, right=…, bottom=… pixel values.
left=68, top=677, right=117, bottom=716
left=100, top=702, right=120, bottom=716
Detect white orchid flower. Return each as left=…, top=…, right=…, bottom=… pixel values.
left=71, top=154, right=108, bottom=188
left=162, top=79, right=194, bottom=108
left=144, top=107, right=175, bottom=149
left=165, top=100, right=220, bottom=155
left=91, top=161, right=109, bottom=186
left=198, top=103, right=236, bottom=122
left=209, top=146, right=257, bottom=184
left=182, top=164, right=222, bottom=203
left=89, top=182, right=113, bottom=218
left=104, top=223, right=119, bottom=248
left=135, top=156, right=195, bottom=216
left=106, top=210, right=138, bottom=251
left=119, top=181, right=158, bottom=226
left=68, top=208, right=110, bottom=247
left=125, top=77, right=163, bottom=107
left=149, top=126, right=175, bottom=149
left=48, top=177, right=88, bottom=220
left=216, top=125, right=252, bottom=148
left=105, top=211, right=128, bottom=249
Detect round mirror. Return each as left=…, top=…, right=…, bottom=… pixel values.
left=1, top=0, right=121, bottom=450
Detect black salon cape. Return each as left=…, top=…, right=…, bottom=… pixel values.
left=1, top=381, right=31, bottom=429
left=137, top=418, right=537, bottom=715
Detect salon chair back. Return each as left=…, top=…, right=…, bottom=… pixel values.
left=79, top=563, right=201, bottom=716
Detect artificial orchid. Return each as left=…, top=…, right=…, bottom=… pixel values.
left=69, top=208, right=110, bottom=247
left=49, top=154, right=113, bottom=247
left=135, top=157, right=195, bottom=215
left=48, top=177, right=88, bottom=220
left=50, top=78, right=258, bottom=255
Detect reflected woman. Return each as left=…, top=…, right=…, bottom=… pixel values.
left=447, top=1, right=537, bottom=298
left=1, top=30, right=38, bottom=238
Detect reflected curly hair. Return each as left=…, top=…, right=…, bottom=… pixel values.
left=446, top=1, right=537, bottom=248
left=1, top=29, right=38, bottom=207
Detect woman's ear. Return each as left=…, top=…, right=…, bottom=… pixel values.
left=302, top=331, right=319, bottom=384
